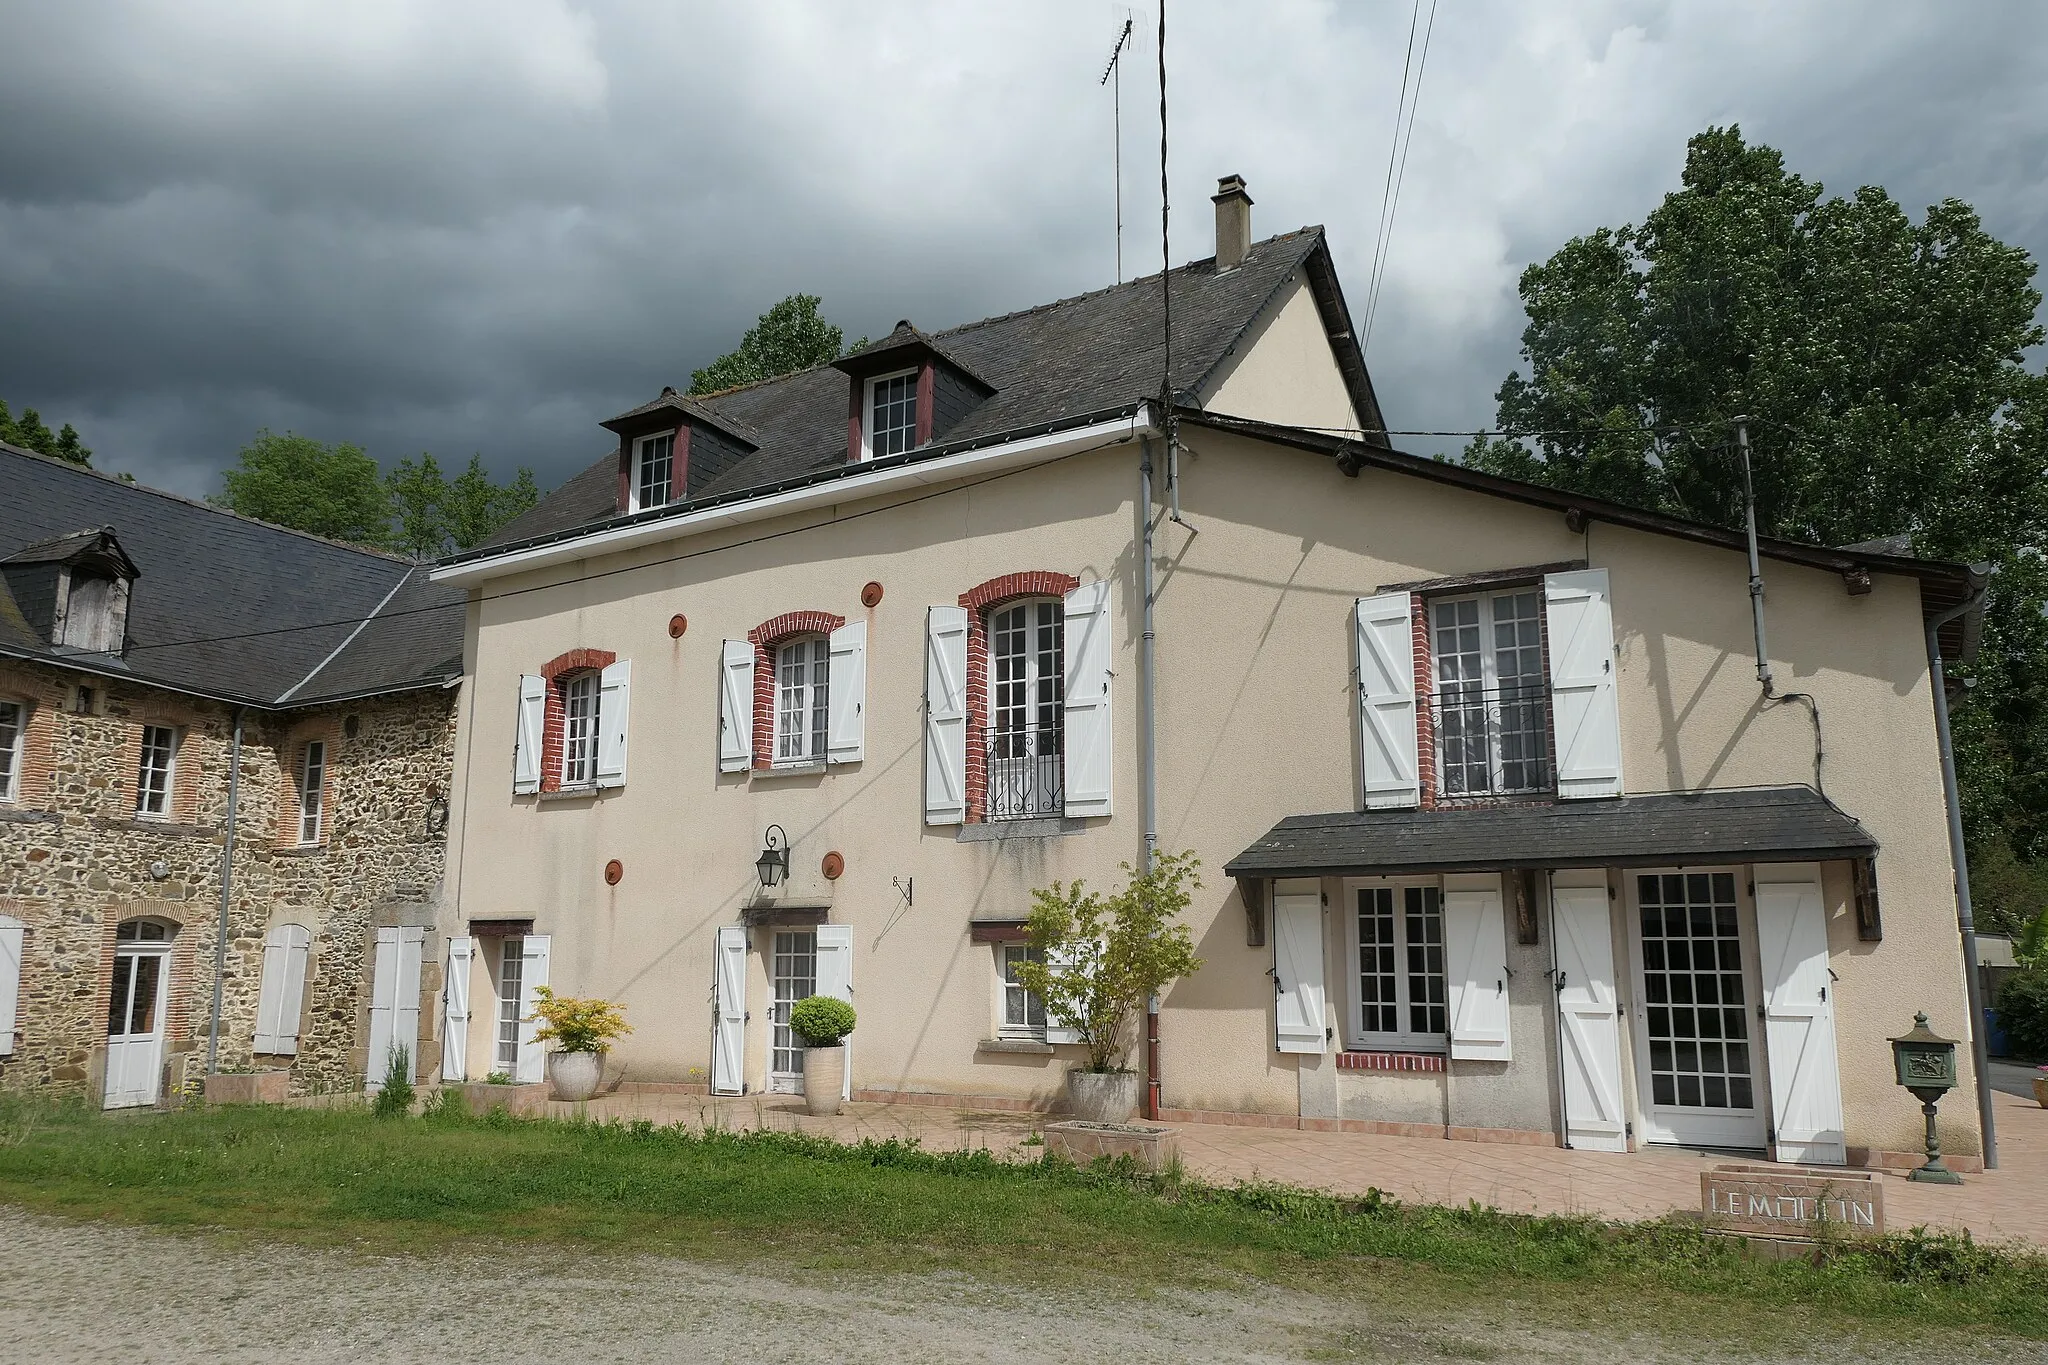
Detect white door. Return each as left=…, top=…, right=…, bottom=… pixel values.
left=104, top=925, right=174, bottom=1110
left=1755, top=865, right=1847, bottom=1166
left=711, top=925, right=747, bottom=1094
left=1551, top=874, right=1628, bottom=1153
left=1626, top=869, right=1767, bottom=1150
left=767, top=929, right=817, bottom=1094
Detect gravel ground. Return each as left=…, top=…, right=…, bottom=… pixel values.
left=0, top=1209, right=2039, bottom=1364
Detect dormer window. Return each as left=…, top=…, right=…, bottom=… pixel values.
left=632, top=433, right=674, bottom=511
left=863, top=370, right=921, bottom=460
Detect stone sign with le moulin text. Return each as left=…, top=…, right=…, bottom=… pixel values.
left=1701, top=1166, right=1884, bottom=1239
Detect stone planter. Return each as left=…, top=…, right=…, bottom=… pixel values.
left=204, top=1070, right=290, bottom=1105
left=548, top=1049, right=605, bottom=1102
left=1065, top=1068, right=1139, bottom=1123
left=802, top=1045, right=846, bottom=1117
left=2034, top=1075, right=2048, bottom=1109
left=1043, top=1120, right=1180, bottom=1172
left=446, top=1082, right=549, bottom=1118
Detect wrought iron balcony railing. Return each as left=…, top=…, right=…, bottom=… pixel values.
left=985, top=723, right=1064, bottom=821
left=1429, top=682, right=1553, bottom=799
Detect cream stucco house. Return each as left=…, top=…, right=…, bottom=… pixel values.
left=430, top=178, right=1988, bottom=1170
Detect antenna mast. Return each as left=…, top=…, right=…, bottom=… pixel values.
left=1100, top=14, right=1134, bottom=282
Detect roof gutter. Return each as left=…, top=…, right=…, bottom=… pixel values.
left=433, top=406, right=1157, bottom=587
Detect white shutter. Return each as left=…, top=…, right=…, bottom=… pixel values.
left=1354, top=593, right=1420, bottom=810
left=393, top=927, right=423, bottom=1084
left=366, top=927, right=397, bottom=1090
left=718, top=641, right=755, bottom=774
left=515, top=933, right=550, bottom=1084
left=595, top=659, right=631, bottom=788
left=0, top=916, right=22, bottom=1058
left=924, top=607, right=968, bottom=825
left=1444, top=873, right=1512, bottom=1062
left=1062, top=579, right=1114, bottom=818
left=826, top=622, right=866, bottom=765
left=1544, top=569, right=1623, bottom=800
left=442, top=935, right=473, bottom=1082
left=1272, top=882, right=1328, bottom=1055
left=816, top=924, right=854, bottom=1100
left=253, top=924, right=310, bottom=1055
left=1041, top=939, right=1086, bottom=1046
left=712, top=925, right=747, bottom=1094
left=514, top=674, right=545, bottom=795
left=1550, top=874, right=1626, bottom=1152
left=1755, top=864, right=1847, bottom=1166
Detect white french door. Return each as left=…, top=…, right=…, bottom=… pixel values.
left=1626, top=869, right=1768, bottom=1150
left=104, top=932, right=173, bottom=1110
left=767, top=929, right=817, bottom=1094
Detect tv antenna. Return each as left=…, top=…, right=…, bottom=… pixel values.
left=1101, top=13, right=1134, bottom=282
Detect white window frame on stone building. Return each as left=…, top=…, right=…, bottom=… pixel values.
left=135, top=724, right=178, bottom=820
left=0, top=698, right=24, bottom=803
left=296, top=739, right=326, bottom=845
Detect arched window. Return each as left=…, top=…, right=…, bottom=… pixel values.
left=985, top=599, right=1064, bottom=819
left=557, top=668, right=601, bottom=786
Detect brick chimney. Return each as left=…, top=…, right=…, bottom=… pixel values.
left=1212, top=174, right=1253, bottom=271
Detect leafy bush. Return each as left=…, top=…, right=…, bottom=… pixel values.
left=1995, top=969, right=2048, bottom=1059
left=529, top=987, right=632, bottom=1054
left=482, top=1071, right=514, bottom=1085
left=789, top=995, right=855, bottom=1046
left=371, top=1045, right=413, bottom=1118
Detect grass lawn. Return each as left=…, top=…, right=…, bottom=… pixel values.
left=1, top=1095, right=2043, bottom=1350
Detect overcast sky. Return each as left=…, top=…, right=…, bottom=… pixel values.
left=2, top=0, right=2044, bottom=498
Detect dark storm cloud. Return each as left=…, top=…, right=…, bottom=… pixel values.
left=0, top=1, right=2043, bottom=498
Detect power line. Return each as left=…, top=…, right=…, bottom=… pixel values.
left=1362, top=0, right=1438, bottom=353
left=1362, top=2, right=1420, bottom=352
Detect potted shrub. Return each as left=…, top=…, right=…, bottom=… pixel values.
left=789, top=995, right=856, bottom=1117
left=1015, top=850, right=1203, bottom=1124
left=529, top=986, right=632, bottom=1102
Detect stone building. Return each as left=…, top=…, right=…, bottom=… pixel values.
left=0, top=443, right=464, bottom=1104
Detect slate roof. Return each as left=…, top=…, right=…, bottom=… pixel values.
left=0, top=442, right=464, bottom=709
left=1223, top=787, right=1878, bottom=879
left=475, top=226, right=1378, bottom=555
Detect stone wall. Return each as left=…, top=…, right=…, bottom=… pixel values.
left=0, top=658, right=456, bottom=1102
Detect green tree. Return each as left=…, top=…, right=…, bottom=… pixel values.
left=444, top=455, right=538, bottom=551
left=217, top=430, right=394, bottom=548
left=1014, top=850, right=1204, bottom=1074
left=689, top=294, right=854, bottom=394
left=1463, top=126, right=2048, bottom=934
left=387, top=452, right=448, bottom=559
left=1, top=398, right=92, bottom=466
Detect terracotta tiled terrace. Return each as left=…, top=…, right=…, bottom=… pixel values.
left=524, top=1078, right=2048, bottom=1248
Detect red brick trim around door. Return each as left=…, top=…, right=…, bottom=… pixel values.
left=745, top=612, right=846, bottom=771
left=957, top=572, right=1080, bottom=823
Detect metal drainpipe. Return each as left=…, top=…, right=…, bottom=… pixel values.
left=1139, top=432, right=1161, bottom=1120
left=1926, top=574, right=1997, bottom=1169
left=205, top=708, right=245, bottom=1076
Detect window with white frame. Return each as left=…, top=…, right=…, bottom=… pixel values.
left=495, top=937, right=524, bottom=1073
left=774, top=637, right=830, bottom=763
left=986, top=600, right=1064, bottom=819
left=559, top=672, right=599, bottom=786
left=296, top=739, right=325, bottom=844
left=998, top=943, right=1046, bottom=1038
left=135, top=724, right=177, bottom=819
left=863, top=370, right=919, bottom=460
left=1349, top=882, right=1448, bottom=1048
left=1431, top=590, right=1549, bottom=798
left=633, top=432, right=674, bottom=511
left=0, top=700, right=22, bottom=802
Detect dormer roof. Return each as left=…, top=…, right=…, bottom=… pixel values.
left=3, top=526, right=140, bottom=579
left=601, top=386, right=763, bottom=448
left=830, top=320, right=997, bottom=390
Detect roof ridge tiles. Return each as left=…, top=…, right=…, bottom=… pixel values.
left=0, top=440, right=417, bottom=566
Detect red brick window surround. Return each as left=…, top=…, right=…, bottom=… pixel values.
left=538, top=649, right=617, bottom=793
left=277, top=721, right=340, bottom=846
left=94, top=911, right=197, bottom=1055
left=958, top=571, right=1080, bottom=823
left=745, top=612, right=845, bottom=771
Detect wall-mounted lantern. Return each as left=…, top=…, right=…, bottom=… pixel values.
left=756, top=824, right=789, bottom=890
left=1889, top=1011, right=1964, bottom=1185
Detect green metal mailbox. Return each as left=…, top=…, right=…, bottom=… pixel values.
left=1889, top=1012, right=1963, bottom=1185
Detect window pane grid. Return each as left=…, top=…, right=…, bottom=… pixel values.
left=561, top=673, right=598, bottom=785
left=1001, top=944, right=1046, bottom=1032
left=776, top=638, right=830, bottom=762
left=988, top=601, right=1064, bottom=819
left=1403, top=886, right=1447, bottom=1035
left=136, top=725, right=176, bottom=817
left=1432, top=591, right=1549, bottom=796
left=1357, top=885, right=1447, bottom=1043
left=298, top=740, right=325, bottom=844
left=637, top=433, right=674, bottom=508
left=496, top=939, right=524, bottom=1071
left=1356, top=888, right=1399, bottom=1034
left=0, top=700, right=21, bottom=800
left=1638, top=872, right=1753, bottom=1112
left=868, top=373, right=919, bottom=458
left=770, top=930, right=818, bottom=1077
